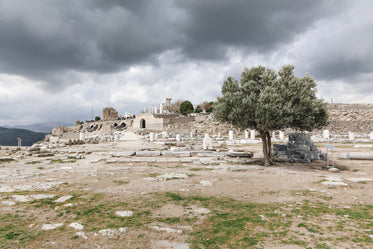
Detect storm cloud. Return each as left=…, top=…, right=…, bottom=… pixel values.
left=0, top=0, right=372, bottom=125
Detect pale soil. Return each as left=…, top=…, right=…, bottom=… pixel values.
left=1, top=140, right=373, bottom=248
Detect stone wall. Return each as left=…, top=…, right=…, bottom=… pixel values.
left=132, top=113, right=165, bottom=130
left=102, top=107, right=118, bottom=120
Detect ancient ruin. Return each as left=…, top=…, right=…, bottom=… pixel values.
left=102, top=107, right=118, bottom=120
left=273, top=132, right=326, bottom=163
left=1, top=101, right=373, bottom=248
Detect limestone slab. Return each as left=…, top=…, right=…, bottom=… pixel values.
left=162, top=151, right=191, bottom=157
left=135, top=151, right=161, bottom=157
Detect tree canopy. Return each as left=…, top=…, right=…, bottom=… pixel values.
left=179, top=100, right=194, bottom=114
left=213, top=64, right=328, bottom=165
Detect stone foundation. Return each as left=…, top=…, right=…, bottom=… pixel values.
left=273, top=132, right=326, bottom=163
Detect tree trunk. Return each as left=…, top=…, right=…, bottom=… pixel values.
left=260, top=131, right=271, bottom=166
left=266, top=131, right=272, bottom=158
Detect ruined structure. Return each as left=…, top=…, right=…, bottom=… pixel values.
left=46, top=102, right=373, bottom=146
left=273, top=132, right=325, bottom=163
left=102, top=107, right=118, bottom=120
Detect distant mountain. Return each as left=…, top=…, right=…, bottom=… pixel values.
left=0, top=127, right=47, bottom=146
left=6, top=122, right=74, bottom=133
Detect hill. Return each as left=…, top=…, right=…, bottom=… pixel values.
left=4, top=121, right=74, bottom=133
left=0, top=127, right=46, bottom=146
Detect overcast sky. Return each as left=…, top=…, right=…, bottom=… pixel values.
left=0, top=0, right=372, bottom=125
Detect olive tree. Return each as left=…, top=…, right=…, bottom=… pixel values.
left=213, top=65, right=328, bottom=165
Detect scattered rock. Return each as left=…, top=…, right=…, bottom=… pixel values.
left=1, top=200, right=16, bottom=206
left=97, top=228, right=127, bottom=236
left=68, top=222, right=84, bottom=230
left=149, top=225, right=183, bottom=234
left=321, top=181, right=348, bottom=186
left=200, top=180, right=213, bottom=186
left=41, top=223, right=64, bottom=230
left=193, top=207, right=211, bottom=214
left=346, top=178, right=373, bottom=183
left=64, top=203, right=78, bottom=207
left=321, top=176, right=348, bottom=186
left=12, top=195, right=32, bottom=202
left=76, top=231, right=88, bottom=239
left=54, top=195, right=73, bottom=203
left=153, top=240, right=190, bottom=249
left=157, top=173, right=189, bottom=181
left=30, top=194, right=56, bottom=200
left=328, top=167, right=340, bottom=173
left=115, top=210, right=133, bottom=217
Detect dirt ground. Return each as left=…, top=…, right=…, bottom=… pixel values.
left=0, top=140, right=373, bottom=248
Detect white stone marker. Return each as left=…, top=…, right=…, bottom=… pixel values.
left=79, top=133, right=85, bottom=141
left=203, top=133, right=213, bottom=150
left=190, top=132, right=193, bottom=139
left=272, top=131, right=276, bottom=139
left=149, top=132, right=155, bottom=142
left=279, top=131, right=285, bottom=140
left=217, top=132, right=221, bottom=138
left=229, top=130, right=234, bottom=141
left=323, top=130, right=330, bottom=139
left=162, top=131, right=168, bottom=138
left=250, top=130, right=256, bottom=140
left=370, top=132, right=373, bottom=140
left=245, top=130, right=249, bottom=139
left=348, top=131, right=355, bottom=141
left=176, top=134, right=181, bottom=142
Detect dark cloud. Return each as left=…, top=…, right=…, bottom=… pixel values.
left=0, top=0, right=346, bottom=87
left=176, top=0, right=344, bottom=59
left=0, top=0, right=181, bottom=85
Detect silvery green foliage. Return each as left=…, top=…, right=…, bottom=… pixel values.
left=214, top=64, right=328, bottom=133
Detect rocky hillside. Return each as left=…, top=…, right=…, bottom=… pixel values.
left=323, top=104, right=373, bottom=134
left=188, top=103, right=373, bottom=137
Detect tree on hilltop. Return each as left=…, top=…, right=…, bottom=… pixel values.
left=213, top=64, right=328, bottom=165
left=179, top=100, right=194, bottom=114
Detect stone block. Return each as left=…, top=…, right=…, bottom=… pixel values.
left=309, top=151, right=320, bottom=160
left=319, top=153, right=328, bottom=161
left=298, top=145, right=311, bottom=151
left=162, top=151, right=191, bottom=157
left=111, top=152, right=135, bottom=157
left=227, top=152, right=254, bottom=158
left=310, top=145, right=318, bottom=151
left=273, top=144, right=287, bottom=151
left=196, top=152, right=226, bottom=157
left=135, top=151, right=161, bottom=157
